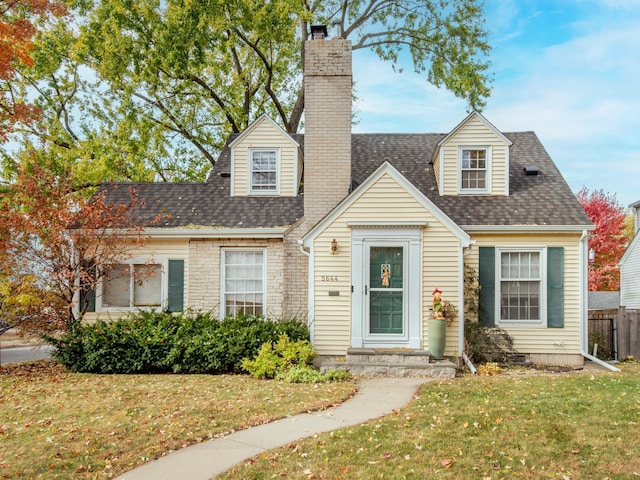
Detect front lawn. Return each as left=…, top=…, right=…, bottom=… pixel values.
left=0, top=361, right=356, bottom=479
left=223, top=362, right=640, bottom=479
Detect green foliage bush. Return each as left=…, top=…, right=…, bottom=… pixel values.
left=242, top=334, right=350, bottom=383
left=47, top=311, right=309, bottom=374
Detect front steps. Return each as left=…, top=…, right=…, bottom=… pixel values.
left=317, top=348, right=457, bottom=378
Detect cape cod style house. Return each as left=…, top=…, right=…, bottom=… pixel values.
left=88, top=29, right=598, bottom=371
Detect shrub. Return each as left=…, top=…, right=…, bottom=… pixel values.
left=242, top=334, right=350, bottom=383
left=47, top=312, right=309, bottom=374
left=464, top=322, right=517, bottom=364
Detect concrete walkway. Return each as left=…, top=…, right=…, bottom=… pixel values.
left=117, top=377, right=426, bottom=480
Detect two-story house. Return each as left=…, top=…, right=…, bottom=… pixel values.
left=91, top=29, right=599, bottom=370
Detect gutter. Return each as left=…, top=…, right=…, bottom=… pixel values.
left=297, top=239, right=314, bottom=344
left=579, top=229, right=619, bottom=372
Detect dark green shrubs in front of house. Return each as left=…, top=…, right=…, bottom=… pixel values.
left=47, top=311, right=309, bottom=374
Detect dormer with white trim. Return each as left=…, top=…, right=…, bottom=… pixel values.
left=228, top=114, right=302, bottom=197
left=431, top=111, right=512, bottom=196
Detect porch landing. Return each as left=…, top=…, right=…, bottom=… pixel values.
left=317, top=348, right=457, bottom=378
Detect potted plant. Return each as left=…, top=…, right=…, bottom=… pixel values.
left=428, top=288, right=457, bottom=360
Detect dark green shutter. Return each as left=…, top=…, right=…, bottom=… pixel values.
left=478, top=247, right=495, bottom=327
left=80, top=288, right=96, bottom=313
left=167, top=260, right=184, bottom=312
left=547, top=247, right=564, bottom=328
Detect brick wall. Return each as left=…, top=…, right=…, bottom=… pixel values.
left=303, top=37, right=352, bottom=225
left=188, top=238, right=284, bottom=318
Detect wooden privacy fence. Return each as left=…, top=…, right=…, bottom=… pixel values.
left=588, top=307, right=639, bottom=361
left=617, top=307, right=639, bottom=360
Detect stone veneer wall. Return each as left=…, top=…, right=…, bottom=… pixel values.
left=188, top=238, right=284, bottom=318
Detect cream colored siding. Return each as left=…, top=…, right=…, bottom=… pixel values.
left=311, top=173, right=462, bottom=356
left=467, top=233, right=583, bottom=355
left=231, top=120, right=298, bottom=197
left=85, top=238, right=189, bottom=322
left=440, top=116, right=509, bottom=196
left=423, top=225, right=461, bottom=355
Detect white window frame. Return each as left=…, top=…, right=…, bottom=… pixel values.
left=459, top=146, right=490, bottom=194
left=249, top=148, right=279, bottom=195
left=97, top=258, right=168, bottom=312
left=496, top=247, right=546, bottom=326
left=220, top=248, right=267, bottom=318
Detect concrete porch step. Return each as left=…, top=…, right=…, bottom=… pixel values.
left=317, top=348, right=457, bottom=378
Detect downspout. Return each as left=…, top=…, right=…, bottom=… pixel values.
left=460, top=245, right=477, bottom=374
left=579, top=229, right=619, bottom=371
left=297, top=239, right=314, bottom=344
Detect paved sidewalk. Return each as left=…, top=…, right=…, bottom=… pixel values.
left=117, top=377, right=426, bottom=480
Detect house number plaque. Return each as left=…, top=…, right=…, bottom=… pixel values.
left=321, top=276, right=339, bottom=282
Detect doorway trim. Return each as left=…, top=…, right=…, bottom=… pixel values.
left=350, top=224, right=424, bottom=349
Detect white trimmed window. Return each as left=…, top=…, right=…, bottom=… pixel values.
left=460, top=147, right=489, bottom=192
left=498, top=249, right=544, bottom=323
left=101, top=263, right=163, bottom=309
left=222, top=250, right=265, bottom=316
left=250, top=149, right=278, bottom=194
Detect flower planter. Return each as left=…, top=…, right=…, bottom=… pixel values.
left=427, top=317, right=447, bottom=360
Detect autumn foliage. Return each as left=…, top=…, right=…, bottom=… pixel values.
left=577, top=187, right=630, bottom=291
left=0, top=0, right=66, bottom=139
left=0, top=160, right=143, bottom=335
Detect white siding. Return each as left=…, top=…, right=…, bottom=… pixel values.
left=621, top=235, right=640, bottom=308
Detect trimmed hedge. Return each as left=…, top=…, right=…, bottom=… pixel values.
left=47, top=311, right=309, bottom=374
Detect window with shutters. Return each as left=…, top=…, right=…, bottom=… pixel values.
left=96, top=258, right=184, bottom=312
left=497, top=248, right=545, bottom=324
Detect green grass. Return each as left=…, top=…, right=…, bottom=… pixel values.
left=222, top=362, right=640, bottom=479
left=0, top=361, right=356, bottom=479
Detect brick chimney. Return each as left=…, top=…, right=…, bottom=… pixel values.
left=303, top=28, right=352, bottom=224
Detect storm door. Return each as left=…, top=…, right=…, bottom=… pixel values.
left=351, top=227, right=422, bottom=349
left=368, top=246, right=405, bottom=335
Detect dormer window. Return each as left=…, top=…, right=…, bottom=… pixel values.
left=459, top=147, right=490, bottom=193
left=250, top=149, right=279, bottom=194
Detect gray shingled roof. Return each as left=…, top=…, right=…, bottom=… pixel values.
left=99, top=130, right=591, bottom=229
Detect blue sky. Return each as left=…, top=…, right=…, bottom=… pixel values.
left=351, top=0, right=640, bottom=210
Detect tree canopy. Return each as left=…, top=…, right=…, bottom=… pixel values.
left=577, top=187, right=631, bottom=291
left=0, top=0, right=66, bottom=140
left=2, top=0, right=492, bottom=185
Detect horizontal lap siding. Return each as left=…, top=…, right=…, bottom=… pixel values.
left=468, top=233, right=582, bottom=354
left=232, top=120, right=298, bottom=197
left=441, top=116, right=508, bottom=196
left=423, top=225, right=461, bottom=355
left=312, top=173, right=463, bottom=355
left=621, top=242, right=640, bottom=308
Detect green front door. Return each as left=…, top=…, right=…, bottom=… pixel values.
left=368, top=246, right=404, bottom=334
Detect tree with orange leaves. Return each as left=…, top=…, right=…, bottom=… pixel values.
left=0, top=158, right=144, bottom=335
left=0, top=0, right=66, bottom=139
